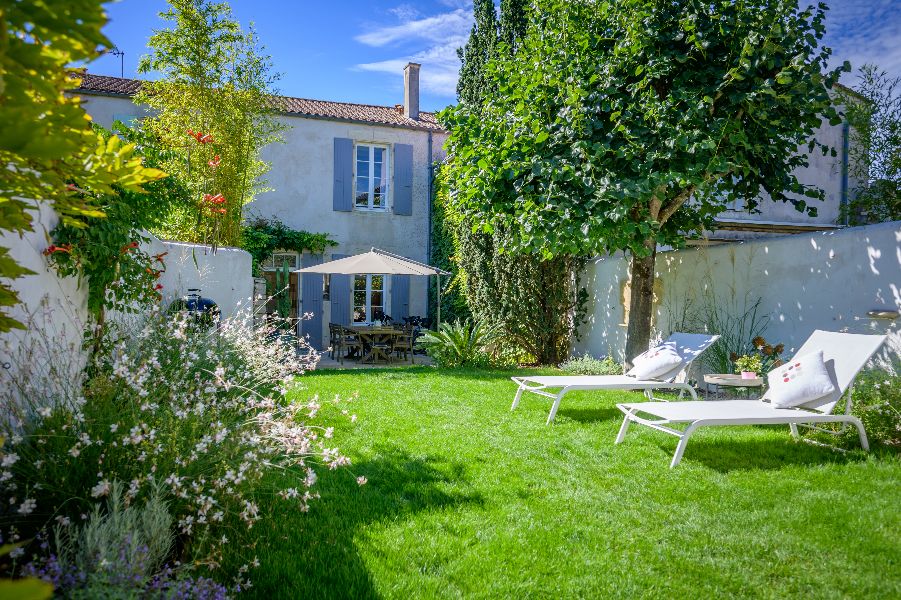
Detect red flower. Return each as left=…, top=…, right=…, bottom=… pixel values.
left=43, top=244, right=72, bottom=256
left=208, top=155, right=221, bottom=168
left=199, top=133, right=214, bottom=144
left=153, top=252, right=168, bottom=263
left=154, top=283, right=163, bottom=291
left=203, top=193, right=226, bottom=205
left=216, top=207, right=226, bottom=214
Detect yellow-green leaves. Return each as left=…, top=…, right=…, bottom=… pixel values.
left=0, top=1, right=166, bottom=332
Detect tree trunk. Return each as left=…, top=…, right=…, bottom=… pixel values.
left=624, top=241, right=657, bottom=369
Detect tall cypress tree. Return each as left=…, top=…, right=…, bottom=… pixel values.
left=499, top=0, right=528, bottom=52
left=439, top=1, right=584, bottom=364
left=456, top=0, right=499, bottom=106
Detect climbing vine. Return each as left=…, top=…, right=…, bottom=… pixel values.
left=241, top=217, right=336, bottom=276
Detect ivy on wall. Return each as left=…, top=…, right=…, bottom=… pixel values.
left=241, top=217, right=336, bottom=276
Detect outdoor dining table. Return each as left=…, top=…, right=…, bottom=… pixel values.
left=345, top=325, right=403, bottom=364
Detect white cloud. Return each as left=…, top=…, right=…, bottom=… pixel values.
left=823, top=0, right=901, bottom=81
left=354, top=8, right=472, bottom=48
left=354, top=5, right=474, bottom=99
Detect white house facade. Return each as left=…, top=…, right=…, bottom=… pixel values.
left=72, top=64, right=447, bottom=349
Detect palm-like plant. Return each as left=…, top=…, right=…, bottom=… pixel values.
left=417, top=319, right=499, bottom=367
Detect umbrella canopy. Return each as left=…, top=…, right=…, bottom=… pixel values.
left=294, top=248, right=450, bottom=276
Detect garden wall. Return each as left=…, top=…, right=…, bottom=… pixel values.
left=574, top=221, right=901, bottom=370
left=0, top=209, right=253, bottom=389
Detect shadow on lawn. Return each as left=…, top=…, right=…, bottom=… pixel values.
left=660, top=434, right=870, bottom=472
left=247, top=445, right=481, bottom=600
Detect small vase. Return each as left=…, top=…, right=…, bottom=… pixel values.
left=740, top=371, right=757, bottom=380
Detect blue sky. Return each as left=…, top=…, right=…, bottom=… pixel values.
left=89, top=1, right=901, bottom=113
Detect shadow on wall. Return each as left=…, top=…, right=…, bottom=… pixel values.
left=576, top=221, right=901, bottom=370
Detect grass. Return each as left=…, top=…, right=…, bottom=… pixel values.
left=245, top=367, right=900, bottom=599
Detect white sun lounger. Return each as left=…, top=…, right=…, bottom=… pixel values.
left=615, top=330, right=887, bottom=467
left=511, top=333, right=720, bottom=425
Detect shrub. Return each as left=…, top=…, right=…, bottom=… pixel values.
left=417, top=319, right=500, bottom=368
left=559, top=354, right=623, bottom=376
left=843, top=369, right=900, bottom=448
left=1, top=307, right=354, bottom=590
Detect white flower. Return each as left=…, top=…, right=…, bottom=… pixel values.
left=8, top=546, right=23, bottom=559
left=37, top=407, right=52, bottom=418
left=68, top=445, right=81, bottom=458
left=17, top=498, right=36, bottom=515
left=91, top=479, right=111, bottom=498
left=356, top=476, right=367, bottom=486
left=110, top=423, right=118, bottom=433
left=1, top=453, right=19, bottom=468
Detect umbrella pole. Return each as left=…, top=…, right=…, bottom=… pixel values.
left=436, top=274, right=441, bottom=329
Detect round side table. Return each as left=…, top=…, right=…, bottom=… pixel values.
left=703, top=373, right=764, bottom=399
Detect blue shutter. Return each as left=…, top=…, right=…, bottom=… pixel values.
left=333, top=138, right=353, bottom=212
left=393, top=143, right=413, bottom=216
left=329, top=254, right=351, bottom=326
left=300, top=254, right=324, bottom=349
left=390, top=275, right=410, bottom=322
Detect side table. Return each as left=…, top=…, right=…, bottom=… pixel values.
left=703, top=373, right=765, bottom=399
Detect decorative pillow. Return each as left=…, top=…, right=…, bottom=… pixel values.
left=627, top=343, right=683, bottom=380
left=765, top=350, right=836, bottom=408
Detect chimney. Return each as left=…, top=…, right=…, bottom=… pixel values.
left=403, top=62, right=420, bottom=120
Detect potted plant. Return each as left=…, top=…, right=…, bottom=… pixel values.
left=734, top=354, right=763, bottom=379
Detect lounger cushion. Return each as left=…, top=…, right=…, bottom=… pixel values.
left=765, top=350, right=836, bottom=408
left=627, top=343, right=683, bottom=380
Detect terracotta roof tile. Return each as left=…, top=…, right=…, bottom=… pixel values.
left=74, top=73, right=446, bottom=132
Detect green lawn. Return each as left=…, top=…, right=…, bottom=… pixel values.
left=247, top=367, right=900, bottom=599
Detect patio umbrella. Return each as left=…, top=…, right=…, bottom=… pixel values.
left=294, top=248, right=451, bottom=327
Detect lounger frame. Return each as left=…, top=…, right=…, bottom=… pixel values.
left=512, top=377, right=698, bottom=425
left=615, top=330, right=886, bottom=467
left=511, top=333, right=718, bottom=425
left=615, top=387, right=868, bottom=468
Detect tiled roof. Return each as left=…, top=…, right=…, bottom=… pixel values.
left=73, top=73, right=447, bottom=132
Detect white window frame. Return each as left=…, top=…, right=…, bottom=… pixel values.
left=352, top=274, right=391, bottom=324
left=261, top=250, right=300, bottom=271
left=353, top=143, right=390, bottom=212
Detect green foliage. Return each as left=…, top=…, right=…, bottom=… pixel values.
left=241, top=217, right=336, bottom=276
left=48, top=483, right=174, bottom=593
left=137, top=0, right=285, bottom=247
left=455, top=0, right=499, bottom=106
left=838, top=65, right=901, bottom=224
left=417, top=320, right=500, bottom=368
left=499, top=0, right=528, bottom=52
left=428, top=167, right=470, bottom=325
left=559, top=354, right=623, bottom=376
left=45, top=123, right=192, bottom=345
left=440, top=0, right=847, bottom=356
left=733, top=354, right=762, bottom=375
left=0, top=1, right=165, bottom=332
left=442, top=0, right=845, bottom=258
left=842, top=369, right=901, bottom=448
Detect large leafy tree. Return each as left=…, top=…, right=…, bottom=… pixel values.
left=443, top=0, right=845, bottom=362
left=136, top=0, right=284, bottom=248
left=0, top=1, right=164, bottom=332
left=456, top=0, right=499, bottom=106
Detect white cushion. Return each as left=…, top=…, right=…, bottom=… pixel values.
left=627, top=343, right=683, bottom=380
left=765, top=350, right=836, bottom=408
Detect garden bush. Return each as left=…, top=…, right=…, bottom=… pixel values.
left=842, top=369, right=900, bottom=448
left=417, top=319, right=501, bottom=368
left=1, top=307, right=355, bottom=594
left=559, top=354, right=623, bottom=376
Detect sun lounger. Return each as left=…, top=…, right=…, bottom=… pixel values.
left=615, top=330, right=887, bottom=467
left=511, top=333, right=719, bottom=425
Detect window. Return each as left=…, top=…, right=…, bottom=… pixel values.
left=354, top=144, right=389, bottom=210
left=353, top=274, right=388, bottom=323
left=261, top=251, right=299, bottom=270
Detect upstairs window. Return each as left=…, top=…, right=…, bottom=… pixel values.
left=261, top=251, right=299, bottom=271
left=355, top=144, right=389, bottom=211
